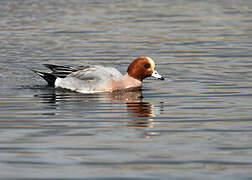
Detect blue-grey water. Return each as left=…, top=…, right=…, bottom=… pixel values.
left=1, top=0, right=252, bottom=179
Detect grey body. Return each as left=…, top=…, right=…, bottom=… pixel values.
left=33, top=64, right=123, bottom=93
left=55, top=66, right=123, bottom=93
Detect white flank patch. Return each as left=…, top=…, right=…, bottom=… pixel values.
left=55, top=78, right=62, bottom=87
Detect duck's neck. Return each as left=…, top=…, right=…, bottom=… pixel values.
left=121, top=74, right=142, bottom=89
left=105, top=74, right=142, bottom=92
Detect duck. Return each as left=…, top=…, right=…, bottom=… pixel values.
left=33, top=57, right=164, bottom=93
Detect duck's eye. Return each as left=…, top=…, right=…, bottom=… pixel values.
left=144, top=63, right=150, bottom=69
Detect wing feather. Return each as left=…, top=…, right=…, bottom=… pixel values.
left=43, top=64, right=90, bottom=78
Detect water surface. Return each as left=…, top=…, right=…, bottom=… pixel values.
left=1, top=0, right=252, bottom=179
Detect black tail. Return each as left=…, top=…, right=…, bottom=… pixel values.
left=33, top=70, right=56, bottom=86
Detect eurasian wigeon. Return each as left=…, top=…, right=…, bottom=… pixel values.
left=33, top=57, right=164, bottom=93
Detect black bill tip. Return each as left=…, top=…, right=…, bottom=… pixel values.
left=159, top=77, right=165, bottom=80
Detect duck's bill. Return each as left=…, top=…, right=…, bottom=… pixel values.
left=151, top=70, right=165, bottom=80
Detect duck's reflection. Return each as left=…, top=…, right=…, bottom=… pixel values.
left=34, top=87, right=160, bottom=138
left=109, top=89, right=158, bottom=133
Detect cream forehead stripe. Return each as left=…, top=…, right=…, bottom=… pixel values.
left=146, top=57, right=155, bottom=69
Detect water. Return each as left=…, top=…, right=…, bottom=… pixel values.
left=1, top=0, right=252, bottom=179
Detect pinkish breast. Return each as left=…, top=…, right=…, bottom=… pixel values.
left=105, top=74, right=142, bottom=92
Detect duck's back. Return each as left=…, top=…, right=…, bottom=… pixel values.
left=55, top=65, right=123, bottom=93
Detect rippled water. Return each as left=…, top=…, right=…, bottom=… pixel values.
left=1, top=0, right=252, bottom=179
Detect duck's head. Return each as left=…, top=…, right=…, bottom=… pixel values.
left=127, top=57, right=165, bottom=82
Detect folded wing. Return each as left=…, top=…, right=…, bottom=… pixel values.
left=34, top=64, right=123, bottom=92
